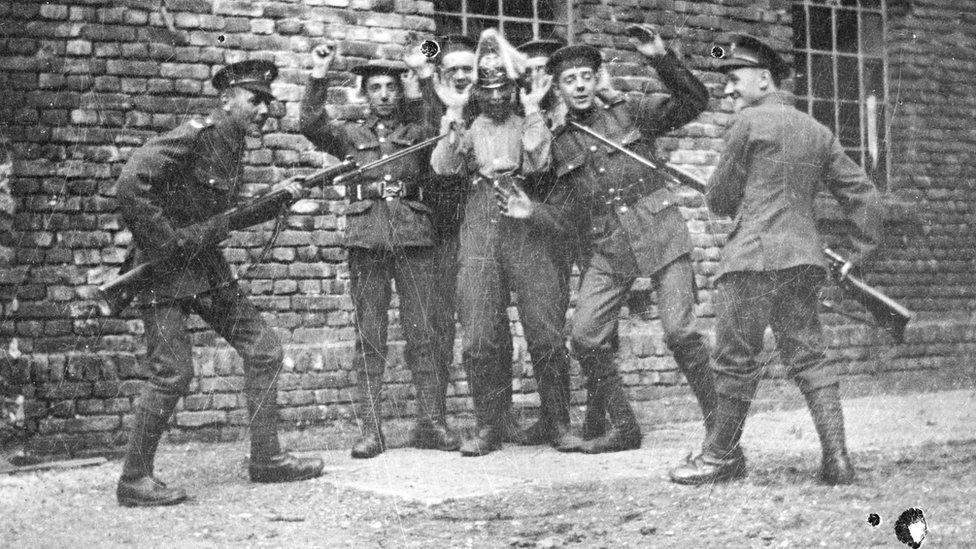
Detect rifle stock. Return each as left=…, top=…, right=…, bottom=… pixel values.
left=99, top=159, right=359, bottom=315
left=823, top=247, right=912, bottom=343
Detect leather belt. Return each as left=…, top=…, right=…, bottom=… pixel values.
left=346, top=178, right=422, bottom=201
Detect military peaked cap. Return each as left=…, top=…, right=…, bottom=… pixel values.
left=546, top=44, right=602, bottom=75
left=715, top=34, right=791, bottom=80
left=212, top=59, right=277, bottom=100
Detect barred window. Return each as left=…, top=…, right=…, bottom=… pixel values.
left=792, top=0, right=888, bottom=188
left=433, top=0, right=572, bottom=46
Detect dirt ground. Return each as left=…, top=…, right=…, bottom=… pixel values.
left=2, top=390, right=973, bottom=547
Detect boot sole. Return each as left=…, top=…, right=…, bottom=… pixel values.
left=117, top=493, right=188, bottom=507
left=250, top=470, right=323, bottom=483
left=669, top=462, right=748, bottom=486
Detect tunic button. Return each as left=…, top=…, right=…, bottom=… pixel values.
left=662, top=201, right=669, bottom=207
left=208, top=178, right=216, bottom=184
left=381, top=154, right=389, bottom=159
left=377, top=123, right=385, bottom=130
left=619, top=205, right=629, bottom=212
left=567, top=164, right=574, bottom=170
left=384, top=174, right=392, bottom=181
left=378, top=137, right=386, bottom=143
left=598, top=167, right=605, bottom=174
left=589, top=145, right=597, bottom=152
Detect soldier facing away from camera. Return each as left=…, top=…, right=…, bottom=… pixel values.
left=300, top=43, right=461, bottom=459
left=670, top=35, right=881, bottom=486
left=114, top=60, right=324, bottom=507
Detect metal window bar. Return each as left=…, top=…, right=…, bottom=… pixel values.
left=432, top=0, right=572, bottom=43
left=792, top=0, right=888, bottom=188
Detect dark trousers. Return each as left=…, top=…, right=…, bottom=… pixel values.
left=457, top=219, right=571, bottom=425
left=348, top=246, right=440, bottom=390
left=712, top=265, right=837, bottom=401
left=571, top=253, right=708, bottom=378
left=142, top=284, right=284, bottom=396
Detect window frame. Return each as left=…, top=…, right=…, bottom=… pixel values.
left=431, top=0, right=574, bottom=45
left=792, top=0, right=890, bottom=190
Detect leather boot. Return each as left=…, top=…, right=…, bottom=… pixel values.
left=244, top=369, right=323, bottom=482
left=535, top=362, right=583, bottom=453
left=580, top=373, right=642, bottom=454
left=669, top=394, right=750, bottom=485
left=459, top=364, right=503, bottom=457
left=410, top=372, right=461, bottom=451
left=581, top=375, right=609, bottom=440
left=673, top=341, right=719, bottom=437
left=249, top=452, right=324, bottom=483
left=351, top=366, right=385, bottom=459
left=804, top=384, right=855, bottom=485
left=117, top=390, right=187, bottom=507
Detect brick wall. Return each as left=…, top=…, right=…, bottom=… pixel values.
left=0, top=0, right=973, bottom=456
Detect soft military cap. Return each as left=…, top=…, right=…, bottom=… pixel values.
left=351, top=59, right=409, bottom=80
left=437, top=34, right=478, bottom=57
left=715, top=34, right=791, bottom=80
left=517, top=38, right=566, bottom=60
left=546, top=44, right=602, bottom=76
left=212, top=59, right=278, bottom=100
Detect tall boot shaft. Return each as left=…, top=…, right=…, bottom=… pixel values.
left=674, top=343, right=718, bottom=433
left=245, top=369, right=282, bottom=462
left=803, top=384, right=855, bottom=484
left=351, top=365, right=386, bottom=459
left=121, top=390, right=180, bottom=481
left=704, top=394, right=751, bottom=459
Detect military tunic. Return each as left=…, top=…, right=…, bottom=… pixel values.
left=299, top=77, right=442, bottom=383
left=706, top=91, right=882, bottom=400
left=115, top=109, right=284, bottom=396
left=549, top=51, right=711, bottom=378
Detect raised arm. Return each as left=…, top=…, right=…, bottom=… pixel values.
left=299, top=42, right=347, bottom=158
left=519, top=70, right=554, bottom=174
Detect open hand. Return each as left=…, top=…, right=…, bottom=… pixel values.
left=628, top=24, right=667, bottom=58
left=519, top=71, right=552, bottom=112
left=494, top=179, right=535, bottom=219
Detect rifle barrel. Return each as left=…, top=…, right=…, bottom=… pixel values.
left=567, top=121, right=706, bottom=193
left=332, top=133, right=448, bottom=186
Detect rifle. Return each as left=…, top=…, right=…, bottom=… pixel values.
left=567, top=121, right=706, bottom=194
left=822, top=248, right=912, bottom=343
left=98, top=158, right=358, bottom=315
left=331, top=132, right=449, bottom=190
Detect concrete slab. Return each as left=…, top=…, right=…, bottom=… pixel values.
left=300, top=389, right=976, bottom=504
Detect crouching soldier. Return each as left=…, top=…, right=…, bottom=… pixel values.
left=115, top=60, right=324, bottom=507
left=300, top=44, right=460, bottom=458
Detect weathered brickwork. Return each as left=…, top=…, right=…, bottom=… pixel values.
left=0, top=0, right=973, bottom=455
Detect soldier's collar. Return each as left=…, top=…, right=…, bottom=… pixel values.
left=755, top=90, right=795, bottom=108
left=363, top=113, right=401, bottom=130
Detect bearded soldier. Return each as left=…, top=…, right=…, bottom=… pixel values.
left=405, top=34, right=525, bottom=445
left=431, top=29, right=582, bottom=456
left=300, top=44, right=460, bottom=458
left=114, top=60, right=324, bottom=507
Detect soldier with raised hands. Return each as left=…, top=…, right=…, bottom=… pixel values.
left=531, top=26, right=716, bottom=455
left=430, top=29, right=582, bottom=456
left=300, top=42, right=460, bottom=458
left=114, top=60, right=323, bottom=507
